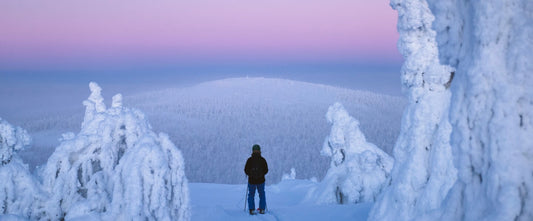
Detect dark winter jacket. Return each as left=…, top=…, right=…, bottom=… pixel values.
left=244, top=152, right=268, bottom=184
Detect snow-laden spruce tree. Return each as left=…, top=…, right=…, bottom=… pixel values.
left=427, top=0, right=533, bottom=220
left=307, top=103, right=393, bottom=204
left=371, top=0, right=532, bottom=220
left=41, top=82, right=190, bottom=220
left=0, top=118, right=45, bottom=219
left=369, top=0, right=458, bottom=220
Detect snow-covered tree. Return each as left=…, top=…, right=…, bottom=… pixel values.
left=369, top=0, right=458, bottom=220
left=41, top=82, right=190, bottom=220
left=307, top=103, right=393, bottom=204
left=1, top=118, right=31, bottom=165
left=0, top=118, right=44, bottom=219
left=428, top=0, right=533, bottom=220
left=371, top=0, right=532, bottom=220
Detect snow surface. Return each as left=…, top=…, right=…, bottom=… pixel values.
left=306, top=103, right=393, bottom=204
left=189, top=179, right=372, bottom=221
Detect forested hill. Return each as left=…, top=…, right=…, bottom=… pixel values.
left=126, top=77, right=405, bottom=184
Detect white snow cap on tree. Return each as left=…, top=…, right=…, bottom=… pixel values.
left=42, top=82, right=190, bottom=221
left=0, top=118, right=31, bottom=165
left=307, top=103, right=393, bottom=204
left=0, top=118, right=44, bottom=220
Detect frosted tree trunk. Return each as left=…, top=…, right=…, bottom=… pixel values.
left=372, top=0, right=532, bottom=220
left=428, top=0, right=533, bottom=220
left=369, top=0, right=457, bottom=220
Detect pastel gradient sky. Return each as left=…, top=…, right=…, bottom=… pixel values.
left=0, top=0, right=400, bottom=72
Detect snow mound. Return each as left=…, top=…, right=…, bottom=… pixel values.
left=306, top=103, right=393, bottom=204
left=0, top=118, right=44, bottom=220
left=41, top=82, right=190, bottom=220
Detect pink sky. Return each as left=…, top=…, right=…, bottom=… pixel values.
left=0, top=0, right=400, bottom=70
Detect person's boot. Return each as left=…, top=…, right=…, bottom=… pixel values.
left=259, top=209, right=265, bottom=214
left=249, top=209, right=256, bottom=215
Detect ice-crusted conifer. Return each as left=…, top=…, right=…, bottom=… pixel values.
left=0, top=118, right=31, bottom=165
left=42, top=82, right=190, bottom=220
left=371, top=0, right=532, bottom=220
left=109, top=133, right=189, bottom=221
left=426, top=0, right=533, bottom=220
left=282, top=168, right=296, bottom=180
left=0, top=118, right=44, bottom=219
left=368, top=0, right=458, bottom=220
left=307, top=103, right=393, bottom=204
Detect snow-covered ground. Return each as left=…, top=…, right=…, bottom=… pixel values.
left=190, top=179, right=372, bottom=221
left=0, top=179, right=373, bottom=221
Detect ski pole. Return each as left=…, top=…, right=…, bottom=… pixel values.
left=244, top=181, right=248, bottom=212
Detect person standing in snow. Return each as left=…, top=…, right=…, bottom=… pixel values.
left=244, top=144, right=269, bottom=215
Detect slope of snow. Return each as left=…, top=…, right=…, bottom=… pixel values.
left=126, top=77, right=405, bottom=184
left=190, top=179, right=372, bottom=221
left=1, top=179, right=372, bottom=221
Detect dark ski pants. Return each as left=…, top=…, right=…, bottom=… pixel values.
left=248, top=182, right=266, bottom=210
